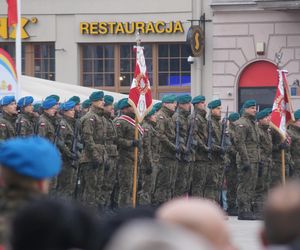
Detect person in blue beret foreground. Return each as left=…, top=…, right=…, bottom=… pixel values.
left=0, top=136, right=61, bottom=245
left=0, top=96, right=17, bottom=140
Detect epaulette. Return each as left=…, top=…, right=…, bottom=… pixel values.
left=144, top=128, right=149, bottom=132
left=238, top=124, right=244, bottom=127
left=0, top=123, right=6, bottom=127
left=40, top=122, right=45, bottom=127
left=159, top=115, right=164, bottom=119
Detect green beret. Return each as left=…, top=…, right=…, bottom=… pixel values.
left=208, top=99, right=221, bottom=109
left=146, top=108, right=156, bottom=118
left=162, top=94, right=177, bottom=103
left=294, top=109, right=300, bottom=120
left=153, top=102, right=162, bottom=112
left=256, top=110, right=269, bottom=121
left=118, top=98, right=130, bottom=110
left=81, top=99, right=91, bottom=109
left=264, top=108, right=272, bottom=115
left=45, top=95, right=60, bottom=103
left=68, top=96, right=80, bottom=105
left=228, top=112, right=240, bottom=122
left=192, top=95, right=205, bottom=105
left=104, top=95, right=114, bottom=106
left=89, top=91, right=104, bottom=102
left=176, top=94, right=192, bottom=104
left=33, top=102, right=42, bottom=113
left=114, top=102, right=119, bottom=111
left=242, top=99, right=256, bottom=109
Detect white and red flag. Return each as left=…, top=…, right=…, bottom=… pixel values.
left=128, top=45, right=153, bottom=123
left=7, top=0, right=18, bottom=27
left=270, top=69, right=295, bottom=139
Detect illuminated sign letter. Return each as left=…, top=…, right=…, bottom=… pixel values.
left=124, top=22, right=135, bottom=34
left=174, top=21, right=184, bottom=33
left=80, top=22, right=90, bottom=34
left=155, top=21, right=165, bottom=34
left=99, top=22, right=108, bottom=34
left=145, top=22, right=155, bottom=34
left=115, top=22, right=125, bottom=34
left=0, top=18, right=8, bottom=39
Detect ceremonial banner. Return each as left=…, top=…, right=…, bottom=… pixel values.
left=0, top=48, right=18, bottom=98
left=128, top=45, right=153, bottom=123
left=7, top=0, right=18, bottom=27
left=270, top=69, right=294, bottom=139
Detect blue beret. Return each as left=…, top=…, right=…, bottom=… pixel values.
left=118, top=98, right=130, bottom=110
left=0, top=96, right=15, bottom=106
left=33, top=102, right=42, bottom=113
left=0, top=136, right=61, bottom=180
left=294, top=109, right=300, bottom=120
left=81, top=99, right=91, bottom=109
left=228, top=112, right=240, bottom=122
left=162, top=94, right=177, bottom=103
left=45, top=95, right=60, bottom=103
left=242, top=99, right=256, bottom=109
left=17, top=96, right=34, bottom=108
left=68, top=96, right=80, bottom=105
left=104, top=95, right=114, bottom=106
left=60, top=101, right=76, bottom=111
left=256, top=109, right=270, bottom=120
left=42, top=98, right=57, bottom=110
left=176, top=94, right=192, bottom=104
left=146, top=107, right=156, bottom=117
left=208, top=99, right=221, bottom=109
left=89, top=91, right=104, bottom=102
left=153, top=102, right=162, bottom=112
left=192, top=95, right=205, bottom=105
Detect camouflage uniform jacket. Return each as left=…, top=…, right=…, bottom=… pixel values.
left=114, top=113, right=143, bottom=161
left=172, top=108, right=190, bottom=160
left=192, top=108, right=209, bottom=161
left=80, top=106, right=107, bottom=164
left=211, top=115, right=223, bottom=159
left=0, top=112, right=16, bottom=141
left=103, top=111, right=118, bottom=157
left=235, top=113, right=260, bottom=165
left=156, top=106, right=176, bottom=158
left=37, top=112, right=57, bottom=142
left=15, top=112, right=35, bottom=136
left=258, top=124, right=272, bottom=163
left=142, top=120, right=160, bottom=167
left=287, top=124, right=300, bottom=166
left=271, top=127, right=292, bottom=164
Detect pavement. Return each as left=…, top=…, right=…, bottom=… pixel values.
left=227, top=216, right=263, bottom=250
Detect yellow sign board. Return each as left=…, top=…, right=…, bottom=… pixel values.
left=80, top=21, right=184, bottom=35
left=0, top=17, right=37, bottom=40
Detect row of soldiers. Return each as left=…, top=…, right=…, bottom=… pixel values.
left=0, top=92, right=299, bottom=219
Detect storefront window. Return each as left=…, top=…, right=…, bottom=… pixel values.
left=82, top=44, right=115, bottom=87
left=34, top=43, right=55, bottom=80
left=158, top=43, right=191, bottom=87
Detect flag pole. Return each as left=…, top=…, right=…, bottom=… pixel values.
left=15, top=0, right=22, bottom=99
left=132, top=117, right=139, bottom=208
left=281, top=149, right=286, bottom=185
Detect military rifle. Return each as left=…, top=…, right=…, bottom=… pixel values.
left=175, top=106, right=181, bottom=160
left=220, top=106, right=229, bottom=158
left=207, top=109, right=213, bottom=160
left=72, top=119, right=81, bottom=199
left=183, top=111, right=196, bottom=162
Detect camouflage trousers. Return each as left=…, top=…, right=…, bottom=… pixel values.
left=237, top=163, right=258, bottom=213
left=191, top=160, right=209, bottom=197
left=253, top=160, right=271, bottom=213
left=79, top=162, right=104, bottom=208
left=204, top=160, right=223, bottom=203
left=55, top=162, right=76, bottom=199
left=137, top=164, right=156, bottom=206
left=101, top=156, right=118, bottom=208
left=270, top=160, right=290, bottom=188
left=225, top=161, right=238, bottom=211
left=174, top=161, right=193, bottom=197
left=152, top=157, right=177, bottom=205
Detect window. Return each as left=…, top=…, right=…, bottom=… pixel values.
left=158, top=44, right=191, bottom=87
left=34, top=43, right=55, bottom=80
left=120, top=44, right=153, bottom=87
left=82, top=44, right=115, bottom=87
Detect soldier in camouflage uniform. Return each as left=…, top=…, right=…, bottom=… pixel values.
left=55, top=101, right=80, bottom=199
left=152, top=94, right=177, bottom=205
left=79, top=91, right=107, bottom=209
left=190, top=96, right=209, bottom=197
left=287, top=109, right=300, bottom=178
left=80, top=99, right=91, bottom=117
left=235, top=100, right=260, bottom=220
left=204, top=99, right=224, bottom=203
left=102, top=95, right=118, bottom=209
left=172, top=94, right=192, bottom=197
left=114, top=98, right=143, bottom=208
left=0, top=96, right=17, bottom=141
left=138, top=107, right=160, bottom=205
left=16, top=96, right=35, bottom=137
left=0, top=136, right=61, bottom=246
left=254, top=109, right=273, bottom=218
left=68, top=96, right=81, bottom=119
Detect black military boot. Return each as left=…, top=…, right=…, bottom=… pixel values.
left=238, top=211, right=256, bottom=220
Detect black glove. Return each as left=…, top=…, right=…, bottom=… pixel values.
left=212, top=145, right=222, bottom=153
left=179, top=144, right=188, bottom=154
left=258, top=162, right=263, bottom=177
left=69, top=152, right=79, bottom=161
left=279, top=142, right=289, bottom=150
left=104, top=163, right=110, bottom=172
left=241, top=164, right=251, bottom=172
left=131, top=140, right=139, bottom=147
left=145, top=166, right=152, bottom=175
